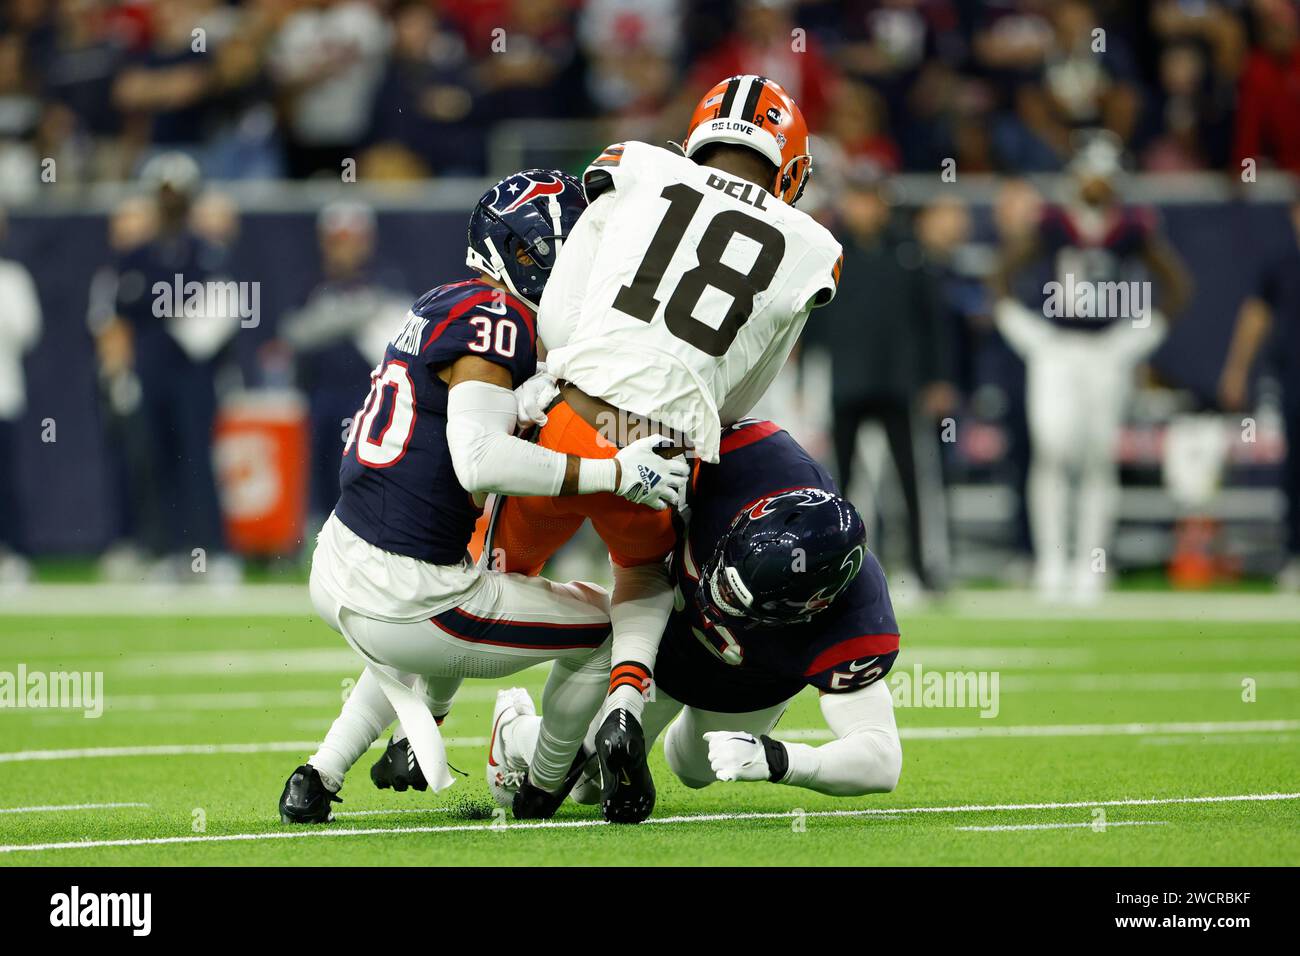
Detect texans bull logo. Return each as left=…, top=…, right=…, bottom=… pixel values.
left=801, top=545, right=865, bottom=614
left=494, top=174, right=566, bottom=215
left=746, top=487, right=826, bottom=520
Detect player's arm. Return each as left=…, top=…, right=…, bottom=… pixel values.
left=704, top=681, right=901, bottom=797
left=1218, top=295, right=1273, bottom=410
left=990, top=231, right=1040, bottom=301
left=1139, top=232, right=1192, bottom=320
left=989, top=232, right=1054, bottom=355
left=441, top=355, right=688, bottom=508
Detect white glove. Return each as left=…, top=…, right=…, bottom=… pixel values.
left=611, top=436, right=690, bottom=511
left=514, top=365, right=559, bottom=429
left=704, top=730, right=771, bottom=783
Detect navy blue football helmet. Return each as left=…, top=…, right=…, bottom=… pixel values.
left=466, top=168, right=587, bottom=308
left=696, top=488, right=867, bottom=628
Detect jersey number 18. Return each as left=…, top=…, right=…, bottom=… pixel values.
left=612, top=183, right=786, bottom=356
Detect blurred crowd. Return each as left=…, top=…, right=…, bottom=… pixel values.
left=2, top=0, right=1300, bottom=596
left=3, top=0, right=1300, bottom=196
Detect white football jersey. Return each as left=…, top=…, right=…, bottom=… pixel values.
left=539, top=141, right=842, bottom=462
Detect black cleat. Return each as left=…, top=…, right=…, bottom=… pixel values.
left=370, top=736, right=428, bottom=792
left=512, top=748, right=593, bottom=821
left=595, top=708, right=655, bottom=824
left=279, top=764, right=341, bottom=824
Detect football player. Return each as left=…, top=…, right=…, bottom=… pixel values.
left=486, top=75, right=845, bottom=823
left=490, top=419, right=902, bottom=816
left=991, top=132, right=1191, bottom=602
left=278, top=169, right=689, bottom=823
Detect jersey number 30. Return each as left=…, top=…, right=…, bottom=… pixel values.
left=345, top=360, right=416, bottom=468
left=612, top=183, right=785, bottom=356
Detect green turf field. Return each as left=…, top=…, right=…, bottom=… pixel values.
left=1, top=589, right=1297, bottom=866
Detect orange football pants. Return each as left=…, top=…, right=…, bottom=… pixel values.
left=473, top=400, right=677, bottom=576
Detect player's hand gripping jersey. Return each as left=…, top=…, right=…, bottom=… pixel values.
left=539, top=139, right=843, bottom=462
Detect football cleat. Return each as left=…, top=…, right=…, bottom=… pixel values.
left=279, top=764, right=341, bottom=824
left=595, top=707, right=655, bottom=824
left=569, top=765, right=601, bottom=806
left=511, top=748, right=594, bottom=821
left=370, top=736, right=428, bottom=792
left=486, top=687, right=536, bottom=808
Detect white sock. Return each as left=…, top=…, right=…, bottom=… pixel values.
left=417, top=674, right=462, bottom=725
left=607, top=682, right=646, bottom=717
left=603, top=561, right=673, bottom=723
left=1075, top=459, right=1118, bottom=583
left=309, top=668, right=395, bottom=786
left=1029, top=456, right=1071, bottom=594
left=532, top=647, right=609, bottom=792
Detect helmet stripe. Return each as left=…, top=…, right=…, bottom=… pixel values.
left=739, top=75, right=767, bottom=124
left=718, top=76, right=742, bottom=118
left=729, top=75, right=753, bottom=120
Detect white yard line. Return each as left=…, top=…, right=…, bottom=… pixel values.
left=998, top=671, right=1300, bottom=692
left=117, top=649, right=360, bottom=676
left=0, top=792, right=1295, bottom=854
left=0, top=738, right=487, bottom=763
left=1139, top=732, right=1299, bottom=747
left=0, top=802, right=149, bottom=815
left=104, top=685, right=508, bottom=711
left=0, top=584, right=313, bottom=617
left=891, top=647, right=1097, bottom=667
left=788, top=719, right=1300, bottom=741
left=955, top=821, right=1170, bottom=832
left=946, top=590, right=1300, bottom=622
left=2, top=719, right=1292, bottom=763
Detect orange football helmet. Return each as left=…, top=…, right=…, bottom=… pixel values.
left=683, top=74, right=812, bottom=206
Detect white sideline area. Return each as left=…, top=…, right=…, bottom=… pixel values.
left=3, top=584, right=1300, bottom=620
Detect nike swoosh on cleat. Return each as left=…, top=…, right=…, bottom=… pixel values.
left=487, top=709, right=511, bottom=767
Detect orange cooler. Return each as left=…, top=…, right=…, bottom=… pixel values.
left=213, top=390, right=310, bottom=556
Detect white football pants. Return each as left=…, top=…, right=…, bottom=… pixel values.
left=998, top=304, right=1166, bottom=597
left=307, top=551, right=612, bottom=793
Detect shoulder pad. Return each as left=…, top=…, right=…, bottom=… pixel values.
left=583, top=143, right=628, bottom=201
left=804, top=633, right=900, bottom=694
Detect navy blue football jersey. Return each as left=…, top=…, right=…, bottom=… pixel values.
left=1038, top=204, right=1157, bottom=332
left=334, top=279, right=537, bottom=564
left=653, top=420, right=900, bottom=713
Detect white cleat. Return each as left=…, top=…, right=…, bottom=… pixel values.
left=486, top=687, right=535, bottom=808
